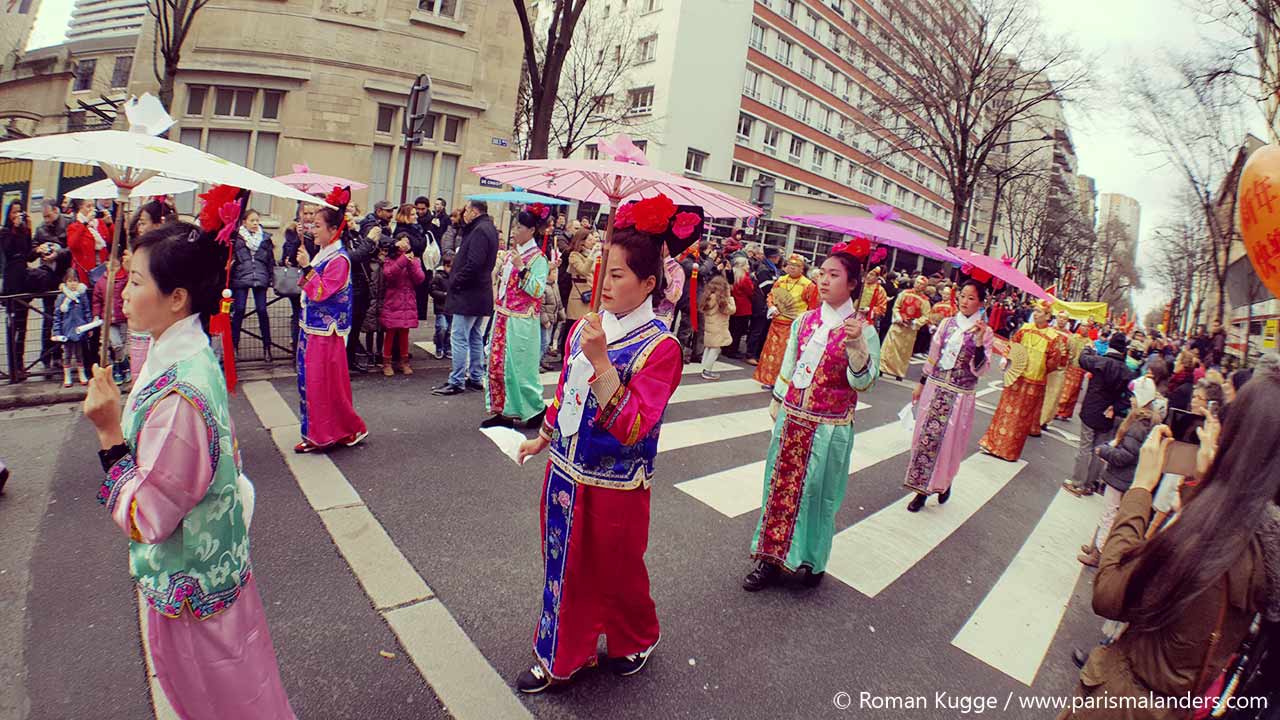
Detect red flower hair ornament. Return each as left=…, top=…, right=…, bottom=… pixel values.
left=198, top=184, right=241, bottom=233
left=671, top=212, right=700, bottom=240
left=832, top=235, right=871, bottom=259
left=633, top=194, right=677, bottom=234
left=528, top=202, right=551, bottom=221
left=614, top=203, right=636, bottom=229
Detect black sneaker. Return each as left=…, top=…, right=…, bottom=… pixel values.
left=906, top=494, right=926, bottom=513
left=465, top=379, right=486, bottom=391
left=609, top=635, right=660, bottom=676
left=799, top=566, right=825, bottom=588
left=432, top=383, right=465, bottom=396
left=480, top=414, right=514, bottom=429
left=742, top=560, right=779, bottom=591
left=515, top=664, right=553, bottom=694
left=938, top=487, right=951, bottom=505
left=0, top=464, right=8, bottom=494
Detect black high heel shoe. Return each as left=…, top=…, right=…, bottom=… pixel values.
left=742, top=561, right=780, bottom=591
left=938, top=488, right=951, bottom=505
left=906, top=493, right=927, bottom=512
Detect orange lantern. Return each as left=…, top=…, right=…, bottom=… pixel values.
left=1237, top=144, right=1280, bottom=299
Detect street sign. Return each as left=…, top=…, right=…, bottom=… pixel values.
left=479, top=177, right=502, bottom=188
left=1265, top=319, right=1278, bottom=349
left=403, top=74, right=432, bottom=142
left=491, top=137, right=509, bottom=147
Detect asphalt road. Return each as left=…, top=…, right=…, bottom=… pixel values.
left=2, top=349, right=1107, bottom=720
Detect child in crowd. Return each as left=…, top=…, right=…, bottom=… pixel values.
left=52, top=265, right=94, bottom=387
left=698, top=274, right=736, bottom=381
left=540, top=264, right=564, bottom=372
left=429, top=250, right=453, bottom=360
left=380, top=237, right=426, bottom=376
left=93, top=249, right=130, bottom=384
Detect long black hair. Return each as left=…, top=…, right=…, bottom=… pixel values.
left=1120, top=356, right=1280, bottom=631
left=129, top=221, right=227, bottom=320
left=3, top=199, right=29, bottom=235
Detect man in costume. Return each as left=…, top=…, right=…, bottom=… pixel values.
left=481, top=204, right=551, bottom=430
left=879, top=274, right=932, bottom=380
left=1038, top=311, right=1073, bottom=430
left=978, top=301, right=1066, bottom=462
left=858, top=267, right=889, bottom=322
left=752, top=254, right=818, bottom=388
left=1056, top=319, right=1092, bottom=420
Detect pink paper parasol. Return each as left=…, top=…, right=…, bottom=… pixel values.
left=949, top=248, right=1053, bottom=301
left=273, top=164, right=368, bottom=195
left=472, top=135, right=762, bottom=309
left=783, top=205, right=957, bottom=264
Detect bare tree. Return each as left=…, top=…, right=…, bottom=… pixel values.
left=549, top=10, right=658, bottom=158
left=149, top=0, right=210, bottom=111
left=1186, top=0, right=1280, bottom=137
left=1127, top=62, right=1251, bottom=325
left=1092, top=215, right=1140, bottom=314
left=861, top=0, right=1088, bottom=246
left=1147, top=203, right=1215, bottom=333
left=513, top=0, right=589, bottom=160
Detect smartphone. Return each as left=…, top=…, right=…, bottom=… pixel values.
left=1207, top=400, right=1220, bottom=418
left=1167, top=408, right=1205, bottom=444
left=1164, top=440, right=1199, bottom=478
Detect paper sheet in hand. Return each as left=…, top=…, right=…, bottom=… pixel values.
left=77, top=318, right=103, bottom=334
left=898, top=403, right=915, bottom=433
left=480, top=426, right=529, bottom=465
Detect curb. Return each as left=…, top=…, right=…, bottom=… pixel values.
left=0, top=364, right=295, bottom=410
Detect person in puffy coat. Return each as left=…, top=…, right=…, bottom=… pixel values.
left=228, top=209, right=275, bottom=359
left=379, top=236, right=425, bottom=376
left=52, top=265, right=93, bottom=387
left=429, top=251, right=452, bottom=360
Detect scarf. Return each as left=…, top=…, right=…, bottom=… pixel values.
left=1258, top=502, right=1280, bottom=622
left=59, top=283, right=84, bottom=312
left=497, top=239, right=537, bottom=302
left=125, top=314, right=209, bottom=411
left=81, top=215, right=106, bottom=251
left=239, top=226, right=264, bottom=253
left=557, top=303, right=655, bottom=438
left=939, top=311, right=980, bottom=371
left=791, top=299, right=854, bottom=390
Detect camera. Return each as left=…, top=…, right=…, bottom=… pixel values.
left=378, top=235, right=401, bottom=258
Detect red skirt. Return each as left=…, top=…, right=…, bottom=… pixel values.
left=979, top=378, right=1045, bottom=462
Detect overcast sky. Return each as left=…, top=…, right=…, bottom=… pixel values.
left=28, top=0, right=1265, bottom=318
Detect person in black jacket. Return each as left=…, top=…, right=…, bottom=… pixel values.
left=432, top=200, right=498, bottom=395
left=393, top=204, right=433, bottom=322
left=344, top=219, right=378, bottom=374
left=2, top=200, right=35, bottom=377
left=281, top=202, right=320, bottom=351
left=1064, top=332, right=1137, bottom=496
left=746, top=246, right=781, bottom=365
left=228, top=209, right=275, bottom=358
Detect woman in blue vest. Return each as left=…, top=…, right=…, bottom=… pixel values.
left=292, top=187, right=368, bottom=453
left=83, top=216, right=295, bottom=719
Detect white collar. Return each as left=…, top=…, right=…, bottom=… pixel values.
left=820, top=298, right=855, bottom=326
left=600, top=302, right=656, bottom=343
left=312, top=239, right=343, bottom=267
left=517, top=238, right=537, bottom=255
left=954, top=310, right=979, bottom=331
left=126, top=314, right=208, bottom=410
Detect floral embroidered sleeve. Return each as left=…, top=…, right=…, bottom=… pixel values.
left=846, top=324, right=881, bottom=391
left=590, top=337, right=683, bottom=446
left=100, top=394, right=214, bottom=544
left=302, top=255, right=350, bottom=302
left=772, top=315, right=805, bottom=402
left=521, top=254, right=549, bottom=299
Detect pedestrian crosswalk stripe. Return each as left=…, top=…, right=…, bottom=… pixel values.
left=659, top=406, right=772, bottom=453
left=414, top=340, right=440, bottom=356
left=673, top=411, right=891, bottom=517
left=545, top=375, right=769, bottom=406
left=540, top=361, right=740, bottom=386
left=951, top=488, right=1101, bottom=685
left=824, top=453, right=1027, bottom=598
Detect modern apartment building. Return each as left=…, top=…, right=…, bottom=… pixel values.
left=65, top=0, right=148, bottom=41
left=551, top=0, right=965, bottom=269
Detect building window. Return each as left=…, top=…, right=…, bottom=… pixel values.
left=774, top=38, right=792, bottom=65
left=801, top=53, right=816, bottom=79
left=783, top=0, right=796, bottom=20
left=185, top=86, right=207, bottom=116
left=262, top=91, right=283, bottom=120
left=784, top=180, right=800, bottom=191
left=770, top=83, right=787, bottom=111
left=797, top=96, right=810, bottom=123
left=789, top=135, right=805, bottom=160
left=861, top=170, right=876, bottom=190
left=377, top=104, right=397, bottom=134
left=423, top=112, right=439, bottom=139
left=370, top=145, right=392, bottom=206
left=737, top=113, right=753, bottom=139
left=763, top=125, right=780, bottom=154
left=417, top=0, right=459, bottom=18
left=806, top=11, right=819, bottom=34
left=640, top=0, right=659, bottom=12
left=444, top=115, right=462, bottom=143
left=633, top=139, right=647, bottom=152
left=638, top=34, right=657, bottom=62
left=586, top=144, right=599, bottom=160
left=627, top=86, right=654, bottom=114
left=214, top=88, right=254, bottom=118
left=749, top=23, right=765, bottom=51
left=110, top=56, right=131, bottom=89
left=744, top=69, right=761, bottom=97
left=253, top=132, right=278, bottom=179
left=72, top=59, right=95, bottom=92
left=730, top=163, right=747, bottom=183
left=685, top=148, right=708, bottom=175
left=833, top=156, right=843, bottom=180
left=812, top=147, right=826, bottom=172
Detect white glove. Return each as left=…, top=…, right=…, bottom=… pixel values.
left=52, top=335, right=66, bottom=342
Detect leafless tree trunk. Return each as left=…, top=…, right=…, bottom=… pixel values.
left=1187, top=0, right=1280, bottom=138
left=862, top=0, right=1088, bottom=246
left=149, top=0, right=209, bottom=111
left=513, top=0, right=589, bottom=160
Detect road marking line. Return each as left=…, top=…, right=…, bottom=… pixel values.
left=952, top=489, right=1101, bottom=685
left=825, top=453, right=1027, bottom=597
left=137, top=592, right=180, bottom=720
left=413, top=340, right=441, bottom=356
left=241, top=381, right=532, bottom=720
left=675, top=416, right=901, bottom=518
